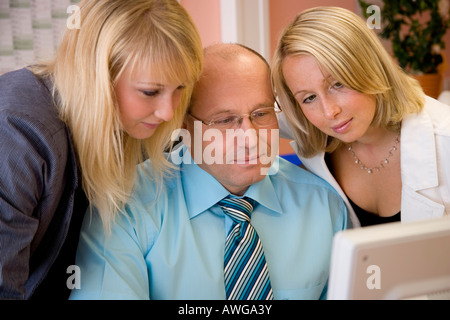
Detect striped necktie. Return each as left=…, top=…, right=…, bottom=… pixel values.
left=218, top=197, right=273, bottom=300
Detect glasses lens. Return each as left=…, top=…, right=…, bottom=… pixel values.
left=208, top=108, right=277, bottom=129
left=210, top=114, right=240, bottom=129
left=251, top=108, right=277, bottom=126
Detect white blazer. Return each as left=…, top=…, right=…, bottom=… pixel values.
left=280, top=96, right=450, bottom=228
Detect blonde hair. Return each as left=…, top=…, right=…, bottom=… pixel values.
left=271, top=6, right=425, bottom=158
left=32, top=0, right=203, bottom=230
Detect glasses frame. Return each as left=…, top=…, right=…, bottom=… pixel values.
left=187, top=106, right=281, bottom=129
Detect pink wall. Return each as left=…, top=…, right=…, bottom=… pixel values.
left=180, top=0, right=222, bottom=47
left=269, top=0, right=357, bottom=55
left=181, top=0, right=450, bottom=81
left=181, top=0, right=357, bottom=52
left=180, top=0, right=450, bottom=154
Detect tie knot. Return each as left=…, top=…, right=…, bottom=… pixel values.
left=218, top=197, right=256, bottom=223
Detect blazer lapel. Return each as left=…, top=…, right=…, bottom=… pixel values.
left=401, top=105, right=438, bottom=191
left=400, top=102, right=444, bottom=221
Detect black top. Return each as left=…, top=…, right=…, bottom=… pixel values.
left=348, top=197, right=401, bottom=227
left=324, top=152, right=401, bottom=227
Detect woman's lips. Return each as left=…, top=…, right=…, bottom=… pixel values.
left=142, top=122, right=161, bottom=130
left=332, top=118, right=352, bottom=134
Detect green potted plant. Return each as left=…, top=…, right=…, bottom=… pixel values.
left=359, top=0, right=450, bottom=98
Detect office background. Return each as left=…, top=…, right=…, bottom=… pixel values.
left=2, top=0, right=450, bottom=156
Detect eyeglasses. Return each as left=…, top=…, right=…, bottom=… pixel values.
left=187, top=106, right=280, bottom=130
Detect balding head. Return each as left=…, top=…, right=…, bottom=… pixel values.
left=190, top=43, right=270, bottom=109
left=203, top=43, right=269, bottom=68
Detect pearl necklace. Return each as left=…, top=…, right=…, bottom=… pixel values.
left=347, top=134, right=400, bottom=174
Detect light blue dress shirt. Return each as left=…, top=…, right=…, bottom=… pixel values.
left=70, top=145, right=347, bottom=300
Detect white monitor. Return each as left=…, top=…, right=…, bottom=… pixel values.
left=327, top=216, right=450, bottom=300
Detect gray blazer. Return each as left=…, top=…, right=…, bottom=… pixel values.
left=0, top=68, right=87, bottom=299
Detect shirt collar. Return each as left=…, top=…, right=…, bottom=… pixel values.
left=175, top=144, right=283, bottom=219
left=244, top=171, right=283, bottom=214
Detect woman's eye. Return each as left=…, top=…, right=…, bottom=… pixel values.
left=141, top=90, right=159, bottom=97
left=333, top=82, right=343, bottom=89
left=303, top=94, right=316, bottom=104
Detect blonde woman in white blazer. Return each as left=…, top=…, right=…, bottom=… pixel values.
left=278, top=97, right=450, bottom=227
left=271, top=7, right=450, bottom=228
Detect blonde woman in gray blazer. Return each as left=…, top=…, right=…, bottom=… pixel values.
left=272, top=7, right=450, bottom=227
left=0, top=0, right=203, bottom=299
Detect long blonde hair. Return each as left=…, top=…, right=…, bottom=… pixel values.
left=33, top=0, right=203, bottom=229
left=271, top=6, right=424, bottom=158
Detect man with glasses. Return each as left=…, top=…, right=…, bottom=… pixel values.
left=70, top=43, right=347, bottom=300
